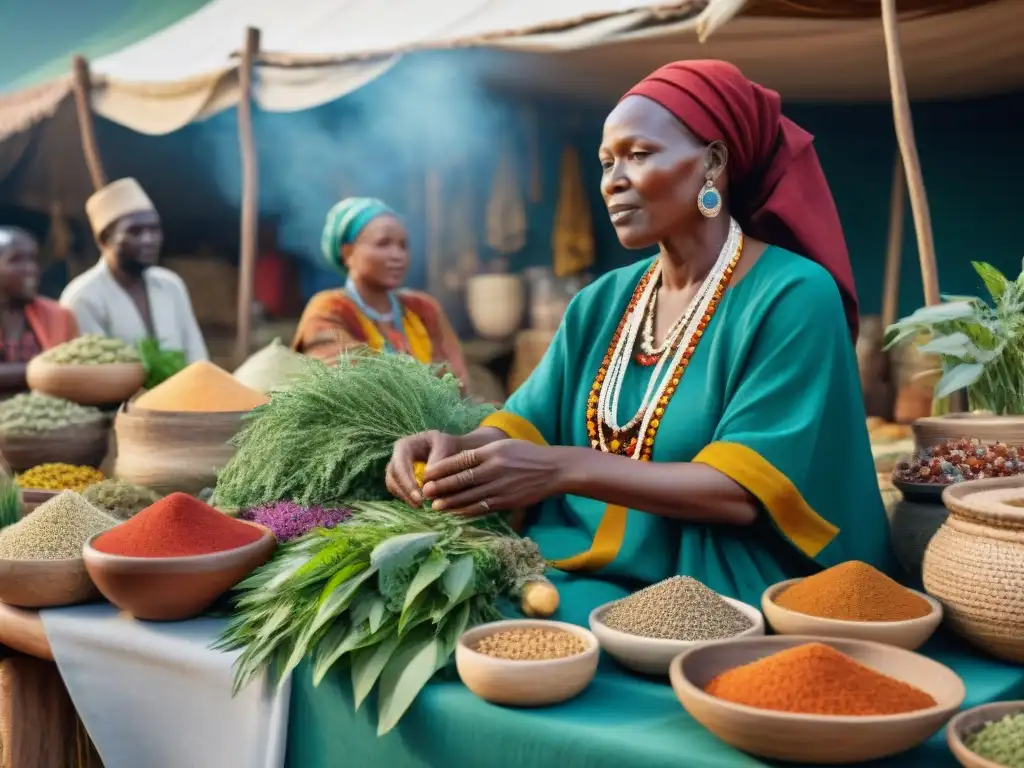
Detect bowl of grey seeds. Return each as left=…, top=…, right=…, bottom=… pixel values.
left=589, top=576, right=764, bottom=676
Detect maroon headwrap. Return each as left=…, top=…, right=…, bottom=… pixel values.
left=625, top=60, right=859, bottom=339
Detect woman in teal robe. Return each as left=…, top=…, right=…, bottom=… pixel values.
left=386, top=59, right=895, bottom=616
left=290, top=60, right=1020, bottom=768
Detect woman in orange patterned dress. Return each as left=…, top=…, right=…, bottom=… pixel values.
left=291, top=197, right=469, bottom=385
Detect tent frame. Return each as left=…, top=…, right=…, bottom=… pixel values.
left=66, top=3, right=943, bottom=364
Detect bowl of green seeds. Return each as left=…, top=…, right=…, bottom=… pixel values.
left=28, top=335, right=145, bottom=407
left=589, top=576, right=765, bottom=676
left=948, top=700, right=1024, bottom=768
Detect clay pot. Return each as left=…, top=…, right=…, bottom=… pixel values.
left=466, top=274, right=525, bottom=340
left=912, top=414, right=1024, bottom=452
left=923, top=476, right=1024, bottom=662
left=114, top=399, right=246, bottom=496
left=894, top=384, right=934, bottom=425
left=888, top=499, right=949, bottom=580
left=0, top=557, right=100, bottom=609
left=26, top=360, right=145, bottom=407
left=82, top=522, right=275, bottom=621
left=0, top=420, right=110, bottom=472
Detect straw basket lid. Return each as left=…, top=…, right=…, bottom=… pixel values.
left=942, top=476, right=1024, bottom=533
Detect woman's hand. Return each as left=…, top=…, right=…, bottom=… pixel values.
left=421, top=440, right=569, bottom=516
left=386, top=431, right=464, bottom=507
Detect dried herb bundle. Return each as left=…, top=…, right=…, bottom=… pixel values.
left=214, top=351, right=494, bottom=508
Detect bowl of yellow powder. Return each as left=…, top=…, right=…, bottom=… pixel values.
left=761, top=561, right=943, bottom=651
left=456, top=619, right=599, bottom=707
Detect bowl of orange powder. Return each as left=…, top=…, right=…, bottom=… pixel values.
left=669, top=636, right=965, bottom=764
left=761, top=561, right=943, bottom=651
left=83, top=492, right=276, bottom=621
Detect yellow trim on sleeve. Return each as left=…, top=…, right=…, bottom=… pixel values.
left=402, top=309, right=433, bottom=364
left=548, top=504, right=628, bottom=573
left=480, top=411, right=548, bottom=447
left=692, top=441, right=839, bottom=559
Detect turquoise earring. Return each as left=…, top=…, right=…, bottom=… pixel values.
left=697, top=173, right=722, bottom=218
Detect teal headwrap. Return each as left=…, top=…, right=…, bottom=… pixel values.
left=320, top=197, right=396, bottom=273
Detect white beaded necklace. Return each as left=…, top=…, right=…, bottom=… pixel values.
left=597, top=219, right=742, bottom=457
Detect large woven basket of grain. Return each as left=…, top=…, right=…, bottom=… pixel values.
left=113, top=362, right=268, bottom=496
left=923, top=476, right=1024, bottom=662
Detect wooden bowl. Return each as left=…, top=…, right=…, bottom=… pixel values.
left=761, top=579, right=943, bottom=651
left=18, top=489, right=57, bottom=517
left=947, top=700, right=1024, bottom=768
left=0, top=419, right=109, bottom=471
left=588, top=597, right=764, bottom=675
left=669, top=635, right=965, bottom=764
left=0, top=557, right=100, bottom=608
left=456, top=619, right=599, bottom=706
left=26, top=359, right=145, bottom=407
left=81, top=522, right=275, bottom=621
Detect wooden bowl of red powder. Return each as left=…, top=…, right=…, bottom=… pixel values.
left=669, top=635, right=965, bottom=764
left=82, top=492, right=276, bottom=621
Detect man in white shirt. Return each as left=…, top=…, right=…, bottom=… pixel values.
left=60, top=178, right=208, bottom=363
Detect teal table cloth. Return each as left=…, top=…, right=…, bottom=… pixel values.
left=287, top=579, right=1020, bottom=768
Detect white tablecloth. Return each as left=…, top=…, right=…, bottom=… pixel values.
left=41, top=604, right=290, bottom=768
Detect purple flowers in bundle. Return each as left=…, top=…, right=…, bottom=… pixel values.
left=241, top=501, right=352, bottom=542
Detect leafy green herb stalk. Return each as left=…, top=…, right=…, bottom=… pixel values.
left=215, top=500, right=546, bottom=735
left=0, top=460, right=20, bottom=530
left=886, top=260, right=1024, bottom=415
left=136, top=337, right=187, bottom=390
left=214, top=351, right=495, bottom=508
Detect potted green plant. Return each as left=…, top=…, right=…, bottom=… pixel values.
left=885, top=259, right=1024, bottom=448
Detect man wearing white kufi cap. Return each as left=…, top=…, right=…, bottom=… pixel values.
left=60, top=178, right=208, bottom=362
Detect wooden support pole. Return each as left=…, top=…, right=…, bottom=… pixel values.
left=70, top=56, right=107, bottom=192
left=881, top=151, right=906, bottom=330
left=234, top=27, right=261, bottom=364
left=880, top=0, right=940, bottom=307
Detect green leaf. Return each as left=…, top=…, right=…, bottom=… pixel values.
left=403, top=550, right=450, bottom=612
left=935, top=362, right=986, bottom=399
left=310, top=566, right=376, bottom=635
left=370, top=532, right=441, bottom=573
left=398, top=589, right=435, bottom=636
left=369, top=598, right=389, bottom=634
left=311, top=621, right=372, bottom=685
left=973, top=261, right=1009, bottom=301
left=351, top=634, right=401, bottom=711
left=440, top=554, right=475, bottom=606
left=904, top=301, right=977, bottom=325
left=349, top=592, right=380, bottom=628
left=921, top=333, right=974, bottom=360
left=376, top=627, right=445, bottom=736
left=438, top=600, right=472, bottom=657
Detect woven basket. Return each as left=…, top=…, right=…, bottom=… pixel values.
left=923, top=476, right=1024, bottom=661
left=113, top=399, right=247, bottom=497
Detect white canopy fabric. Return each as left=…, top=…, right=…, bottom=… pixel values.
left=2, top=0, right=1016, bottom=138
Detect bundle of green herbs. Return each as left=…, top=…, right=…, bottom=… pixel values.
left=216, top=499, right=546, bottom=735
left=886, top=260, right=1024, bottom=415
left=213, top=351, right=495, bottom=508
left=137, top=337, right=187, bottom=390
left=0, top=459, right=20, bottom=530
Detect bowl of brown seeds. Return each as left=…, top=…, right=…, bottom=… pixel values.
left=589, top=576, right=764, bottom=676
left=456, top=619, right=599, bottom=707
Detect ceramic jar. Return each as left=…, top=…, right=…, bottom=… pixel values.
left=466, top=274, right=525, bottom=340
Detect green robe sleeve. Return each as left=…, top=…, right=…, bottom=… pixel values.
left=692, top=267, right=892, bottom=570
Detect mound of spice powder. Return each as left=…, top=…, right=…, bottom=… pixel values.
left=135, top=361, right=269, bottom=413
left=704, top=642, right=936, bottom=716
left=602, top=576, right=752, bottom=641
left=0, top=491, right=117, bottom=560
left=775, top=561, right=931, bottom=622
left=240, top=502, right=351, bottom=542
left=965, top=712, right=1024, bottom=768
left=92, top=492, right=263, bottom=557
